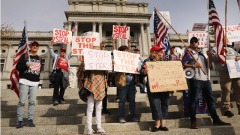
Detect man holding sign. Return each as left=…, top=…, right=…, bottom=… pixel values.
left=210, top=45, right=240, bottom=117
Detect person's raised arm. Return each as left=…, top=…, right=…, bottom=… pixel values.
left=112, top=38, right=116, bottom=50
left=49, top=40, right=58, bottom=58
left=127, top=39, right=131, bottom=52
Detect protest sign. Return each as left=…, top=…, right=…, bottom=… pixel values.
left=83, top=49, right=112, bottom=70
left=223, top=25, right=240, bottom=43
left=72, top=36, right=100, bottom=55
left=112, top=25, right=130, bottom=40
left=146, top=61, right=188, bottom=92
left=53, top=29, right=72, bottom=44
left=192, top=23, right=207, bottom=31
left=226, top=60, right=240, bottom=78
left=188, top=31, right=208, bottom=48
left=113, top=50, right=140, bottom=74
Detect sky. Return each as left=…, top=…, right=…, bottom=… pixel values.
left=1, top=0, right=240, bottom=34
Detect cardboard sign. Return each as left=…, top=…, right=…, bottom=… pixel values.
left=83, top=49, right=112, bottom=70
left=226, top=60, right=240, bottom=78
left=72, top=36, right=100, bottom=55
left=112, top=25, right=130, bottom=40
left=146, top=61, right=188, bottom=92
left=192, top=23, right=207, bottom=31
left=113, top=50, right=140, bottom=74
left=188, top=31, right=208, bottom=48
left=53, top=29, right=72, bottom=44
left=223, top=25, right=240, bottom=43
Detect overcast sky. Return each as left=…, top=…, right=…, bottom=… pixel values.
left=1, top=0, right=240, bottom=33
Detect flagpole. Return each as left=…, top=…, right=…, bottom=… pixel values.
left=154, top=7, right=207, bottom=75
left=207, top=0, right=212, bottom=80
left=24, top=20, right=30, bottom=61
left=225, top=0, right=228, bottom=49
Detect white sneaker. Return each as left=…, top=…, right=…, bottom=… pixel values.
left=97, top=128, right=106, bottom=134
left=87, top=129, right=95, bottom=135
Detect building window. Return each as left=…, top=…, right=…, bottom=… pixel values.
left=2, top=49, right=6, bottom=53
left=41, top=50, right=46, bottom=53
left=130, top=32, right=134, bottom=37
left=41, top=59, right=45, bottom=72
left=106, top=31, right=112, bottom=37
left=0, top=59, right=5, bottom=72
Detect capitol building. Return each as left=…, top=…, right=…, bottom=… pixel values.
left=1, top=0, right=191, bottom=89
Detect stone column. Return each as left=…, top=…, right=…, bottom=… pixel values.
left=92, top=22, right=96, bottom=32
left=67, top=21, right=71, bottom=54
left=5, top=45, right=12, bottom=72
left=73, top=21, right=78, bottom=36
left=140, top=23, right=146, bottom=56
left=117, top=22, right=121, bottom=48
left=146, top=23, right=151, bottom=56
left=123, top=23, right=128, bottom=46
left=99, top=22, right=103, bottom=42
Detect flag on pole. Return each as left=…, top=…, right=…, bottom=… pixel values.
left=209, top=0, right=225, bottom=64
left=10, top=26, right=28, bottom=98
left=154, top=8, right=168, bottom=48
left=162, top=36, right=171, bottom=60
left=182, top=50, right=192, bottom=65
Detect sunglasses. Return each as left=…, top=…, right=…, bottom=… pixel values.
left=31, top=44, right=39, bottom=47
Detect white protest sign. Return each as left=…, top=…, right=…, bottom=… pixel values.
left=83, top=49, right=112, bottom=70
left=226, top=60, right=240, bottom=78
left=192, top=23, right=207, bottom=31
left=72, top=36, right=100, bottom=55
left=112, top=25, right=130, bottom=40
left=53, top=29, right=72, bottom=44
left=223, top=25, right=240, bottom=43
left=113, top=50, right=140, bottom=74
left=188, top=31, right=208, bottom=48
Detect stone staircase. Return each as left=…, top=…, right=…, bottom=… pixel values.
left=1, top=84, right=240, bottom=135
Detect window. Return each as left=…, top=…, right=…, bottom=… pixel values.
left=130, top=32, right=134, bottom=37
left=2, top=49, right=6, bottom=53
left=106, top=31, right=112, bottom=37
left=41, top=50, right=46, bottom=53
left=41, top=59, right=45, bottom=72
left=0, top=59, right=5, bottom=72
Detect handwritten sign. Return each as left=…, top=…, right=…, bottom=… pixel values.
left=112, top=25, right=130, bottom=40
left=146, top=61, right=188, bottom=92
left=226, top=60, right=240, bottom=78
left=83, top=49, right=112, bottom=70
left=113, top=50, right=140, bottom=74
left=223, top=25, right=240, bottom=43
left=53, top=29, right=72, bottom=44
left=72, top=36, right=100, bottom=55
left=188, top=31, right=208, bottom=48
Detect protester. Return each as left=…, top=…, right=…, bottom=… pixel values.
left=78, top=44, right=107, bottom=135
left=182, top=37, right=231, bottom=129
left=16, top=41, right=42, bottom=128
left=112, top=39, right=139, bottom=123
left=169, top=46, right=181, bottom=61
left=210, top=43, right=240, bottom=117
left=49, top=40, right=72, bottom=105
left=140, top=46, right=170, bottom=132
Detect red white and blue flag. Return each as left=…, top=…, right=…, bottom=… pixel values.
left=154, top=8, right=168, bottom=48
left=182, top=50, right=192, bottom=65
left=10, top=26, right=28, bottom=98
left=162, top=36, right=171, bottom=60
left=209, top=0, right=225, bottom=64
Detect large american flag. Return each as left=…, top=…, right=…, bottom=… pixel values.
left=154, top=8, right=168, bottom=48
left=10, top=26, right=28, bottom=97
left=209, top=0, right=225, bottom=64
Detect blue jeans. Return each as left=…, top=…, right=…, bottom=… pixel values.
left=17, top=83, right=38, bottom=121
left=146, top=84, right=169, bottom=120
left=188, top=79, right=219, bottom=122
left=118, top=81, right=136, bottom=119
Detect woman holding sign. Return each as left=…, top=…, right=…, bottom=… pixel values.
left=140, top=46, right=170, bottom=132
left=49, top=40, right=72, bottom=105
left=112, top=39, right=140, bottom=123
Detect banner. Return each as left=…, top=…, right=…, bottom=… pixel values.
left=83, top=49, right=112, bottom=70
left=146, top=61, right=188, bottom=92
left=112, top=25, right=130, bottom=40
left=192, top=23, right=207, bottom=31
left=53, top=29, right=72, bottom=44
left=72, top=36, right=100, bottom=55
left=226, top=60, right=240, bottom=78
left=188, top=31, right=208, bottom=48
left=113, top=50, right=140, bottom=74
left=223, top=25, right=240, bottom=43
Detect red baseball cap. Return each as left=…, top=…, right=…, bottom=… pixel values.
left=60, top=48, right=66, bottom=52
left=150, top=46, right=164, bottom=53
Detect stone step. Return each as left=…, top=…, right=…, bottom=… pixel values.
left=2, top=110, right=240, bottom=127
left=1, top=122, right=239, bottom=135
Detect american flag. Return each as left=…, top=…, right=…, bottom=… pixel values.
left=154, top=8, right=168, bottom=48
left=10, top=26, right=28, bottom=97
left=209, top=0, right=225, bottom=64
